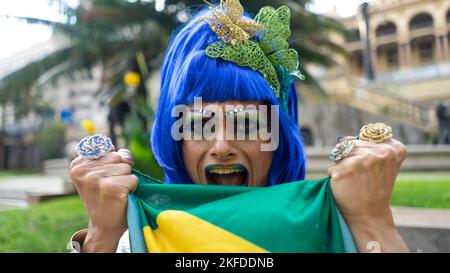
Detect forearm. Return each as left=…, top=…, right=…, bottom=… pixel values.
left=347, top=215, right=410, bottom=253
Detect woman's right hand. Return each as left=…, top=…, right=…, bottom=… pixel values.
left=69, top=148, right=137, bottom=253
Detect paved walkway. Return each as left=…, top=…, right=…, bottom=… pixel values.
left=392, top=207, right=450, bottom=229
left=0, top=175, right=65, bottom=208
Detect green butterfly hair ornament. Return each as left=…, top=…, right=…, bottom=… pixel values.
left=199, top=0, right=305, bottom=112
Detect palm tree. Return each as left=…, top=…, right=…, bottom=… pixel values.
left=1, top=0, right=348, bottom=108
left=0, top=0, right=348, bottom=174
left=1, top=0, right=174, bottom=177
left=166, top=0, right=350, bottom=90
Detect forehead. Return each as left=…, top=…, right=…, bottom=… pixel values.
left=186, top=100, right=264, bottom=110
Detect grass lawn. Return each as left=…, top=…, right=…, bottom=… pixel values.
left=0, top=171, right=39, bottom=178
left=391, top=175, right=450, bottom=209
left=0, top=196, right=88, bottom=253
left=0, top=172, right=448, bottom=252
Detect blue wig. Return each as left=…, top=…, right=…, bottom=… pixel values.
left=151, top=8, right=307, bottom=186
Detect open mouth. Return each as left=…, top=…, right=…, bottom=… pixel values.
left=205, top=164, right=248, bottom=186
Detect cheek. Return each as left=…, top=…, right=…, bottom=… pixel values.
left=240, top=143, right=273, bottom=181
left=182, top=141, right=208, bottom=180
left=257, top=152, right=273, bottom=176
left=253, top=151, right=273, bottom=186
left=182, top=142, right=196, bottom=173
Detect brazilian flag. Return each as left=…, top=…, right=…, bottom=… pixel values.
left=127, top=170, right=357, bottom=253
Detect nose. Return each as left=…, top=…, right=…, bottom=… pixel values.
left=209, top=139, right=237, bottom=161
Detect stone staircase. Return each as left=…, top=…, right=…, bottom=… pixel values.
left=345, top=83, right=438, bottom=133
left=305, top=145, right=450, bottom=175
left=322, top=72, right=443, bottom=134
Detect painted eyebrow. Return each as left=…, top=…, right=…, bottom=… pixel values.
left=224, top=108, right=259, bottom=117
left=186, top=108, right=260, bottom=117
left=189, top=109, right=215, bottom=115
left=187, top=109, right=216, bottom=118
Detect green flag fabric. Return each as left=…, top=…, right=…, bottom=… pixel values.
left=127, top=170, right=357, bottom=253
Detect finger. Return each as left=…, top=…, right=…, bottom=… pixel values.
left=108, top=174, right=139, bottom=194
left=69, top=156, right=85, bottom=169
left=337, top=136, right=357, bottom=143
left=329, top=140, right=376, bottom=163
left=327, top=165, right=345, bottom=181
left=332, top=147, right=377, bottom=165
left=388, top=139, right=407, bottom=162
left=353, top=140, right=382, bottom=148
left=71, top=141, right=117, bottom=166
left=117, top=149, right=134, bottom=165
left=89, top=163, right=132, bottom=177
left=327, top=166, right=335, bottom=177
left=351, top=140, right=405, bottom=163
left=79, top=151, right=129, bottom=167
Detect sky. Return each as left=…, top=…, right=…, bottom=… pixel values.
left=0, top=0, right=371, bottom=60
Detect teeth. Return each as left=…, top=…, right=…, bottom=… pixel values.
left=208, top=169, right=243, bottom=174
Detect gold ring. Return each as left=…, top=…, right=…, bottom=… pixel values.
left=359, top=123, right=393, bottom=143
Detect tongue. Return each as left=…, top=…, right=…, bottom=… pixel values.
left=210, top=173, right=245, bottom=186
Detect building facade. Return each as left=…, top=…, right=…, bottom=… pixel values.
left=300, top=0, right=450, bottom=146
left=0, top=36, right=109, bottom=170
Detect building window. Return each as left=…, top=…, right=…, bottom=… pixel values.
left=349, top=51, right=363, bottom=74
left=386, top=48, right=399, bottom=66
left=409, top=13, right=433, bottom=30
left=347, top=29, right=360, bottom=43
left=411, top=35, right=435, bottom=65
left=418, top=42, right=433, bottom=60
left=376, top=22, right=397, bottom=37
left=377, top=43, right=399, bottom=70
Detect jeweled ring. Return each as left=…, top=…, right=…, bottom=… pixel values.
left=76, top=134, right=113, bottom=160
left=359, top=123, right=393, bottom=143
left=330, top=140, right=356, bottom=162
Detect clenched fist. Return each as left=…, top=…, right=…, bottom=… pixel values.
left=328, top=137, right=409, bottom=252
left=69, top=147, right=137, bottom=253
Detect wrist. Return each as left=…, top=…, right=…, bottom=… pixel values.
left=82, top=226, right=125, bottom=253
left=345, top=208, right=396, bottom=232
left=345, top=212, right=409, bottom=253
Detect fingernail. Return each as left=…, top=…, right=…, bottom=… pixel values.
left=336, top=136, right=345, bottom=143
left=118, top=151, right=133, bottom=161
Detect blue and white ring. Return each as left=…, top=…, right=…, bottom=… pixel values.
left=76, top=134, right=113, bottom=160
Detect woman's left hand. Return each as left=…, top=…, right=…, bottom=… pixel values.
left=327, top=137, right=409, bottom=252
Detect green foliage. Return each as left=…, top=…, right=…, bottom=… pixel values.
left=130, top=136, right=164, bottom=181
left=0, top=0, right=350, bottom=175
left=123, top=109, right=164, bottom=180
left=0, top=0, right=348, bottom=116
left=34, top=121, right=67, bottom=160
left=0, top=196, right=88, bottom=253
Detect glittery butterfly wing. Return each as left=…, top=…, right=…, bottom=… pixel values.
left=202, top=0, right=255, bottom=44
left=255, top=6, right=302, bottom=79
left=206, top=40, right=280, bottom=97
left=221, top=0, right=244, bottom=20
left=255, top=6, right=290, bottom=53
